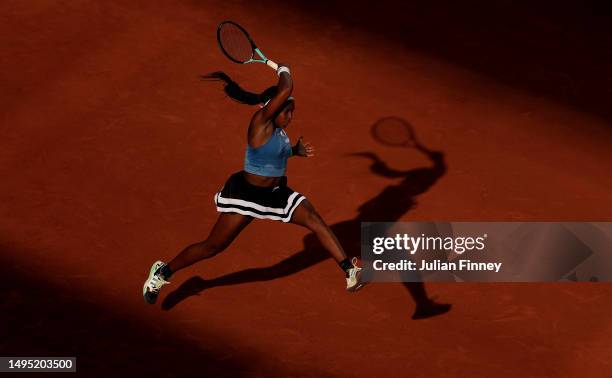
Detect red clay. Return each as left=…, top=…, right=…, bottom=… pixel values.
left=2, top=1, right=612, bottom=377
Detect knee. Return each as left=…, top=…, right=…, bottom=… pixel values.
left=304, top=209, right=326, bottom=232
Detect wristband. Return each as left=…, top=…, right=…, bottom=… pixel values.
left=277, top=66, right=291, bottom=76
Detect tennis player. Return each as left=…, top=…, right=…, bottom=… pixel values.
left=143, top=65, right=363, bottom=304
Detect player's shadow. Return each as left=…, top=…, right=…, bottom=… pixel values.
left=163, top=118, right=451, bottom=319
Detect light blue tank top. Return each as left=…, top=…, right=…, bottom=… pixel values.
left=244, top=128, right=291, bottom=177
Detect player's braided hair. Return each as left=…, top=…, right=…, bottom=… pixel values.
left=201, top=71, right=276, bottom=105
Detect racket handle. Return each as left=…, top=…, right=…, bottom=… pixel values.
left=266, top=59, right=278, bottom=70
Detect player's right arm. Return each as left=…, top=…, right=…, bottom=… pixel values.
left=256, top=65, right=293, bottom=123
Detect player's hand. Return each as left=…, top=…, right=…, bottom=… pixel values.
left=294, top=136, right=314, bottom=157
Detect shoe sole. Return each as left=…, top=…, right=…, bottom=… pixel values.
left=347, top=283, right=365, bottom=292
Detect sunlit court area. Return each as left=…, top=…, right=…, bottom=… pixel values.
left=2, top=1, right=612, bottom=376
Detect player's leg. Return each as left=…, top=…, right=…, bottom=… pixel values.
left=143, top=213, right=252, bottom=304
left=166, top=213, right=253, bottom=273
left=290, top=199, right=364, bottom=291
left=291, top=200, right=344, bottom=261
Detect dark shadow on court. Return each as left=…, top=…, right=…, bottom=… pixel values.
left=0, top=243, right=285, bottom=378
left=275, top=0, right=612, bottom=123
left=163, top=118, right=451, bottom=319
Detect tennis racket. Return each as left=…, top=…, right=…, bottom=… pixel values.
left=217, top=21, right=278, bottom=70
left=371, top=117, right=418, bottom=147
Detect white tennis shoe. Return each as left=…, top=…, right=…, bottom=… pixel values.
left=346, top=257, right=365, bottom=292
left=143, top=260, right=170, bottom=304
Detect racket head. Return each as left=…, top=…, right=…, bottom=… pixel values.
left=217, top=21, right=256, bottom=64
left=371, top=117, right=418, bottom=147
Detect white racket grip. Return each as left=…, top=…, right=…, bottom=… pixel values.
left=266, top=59, right=278, bottom=70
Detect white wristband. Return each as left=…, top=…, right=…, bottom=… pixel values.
left=277, top=66, right=291, bottom=76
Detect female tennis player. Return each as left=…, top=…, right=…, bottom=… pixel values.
left=143, top=65, right=363, bottom=304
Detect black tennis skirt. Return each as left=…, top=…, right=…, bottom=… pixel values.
left=214, top=171, right=306, bottom=223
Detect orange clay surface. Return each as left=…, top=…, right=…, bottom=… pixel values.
left=1, top=1, right=612, bottom=377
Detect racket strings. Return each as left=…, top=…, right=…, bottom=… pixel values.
left=219, top=24, right=253, bottom=62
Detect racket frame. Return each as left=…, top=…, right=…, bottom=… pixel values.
left=217, top=21, right=278, bottom=70
left=371, top=117, right=418, bottom=147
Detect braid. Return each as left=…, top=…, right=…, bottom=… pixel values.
left=201, top=71, right=277, bottom=106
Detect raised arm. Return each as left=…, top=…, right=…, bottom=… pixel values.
left=255, top=65, right=293, bottom=123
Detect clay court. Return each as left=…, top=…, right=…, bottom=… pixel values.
left=2, top=1, right=612, bottom=376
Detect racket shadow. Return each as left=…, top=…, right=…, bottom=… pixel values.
left=162, top=117, right=450, bottom=319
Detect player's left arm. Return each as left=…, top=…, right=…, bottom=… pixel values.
left=291, top=136, right=314, bottom=157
